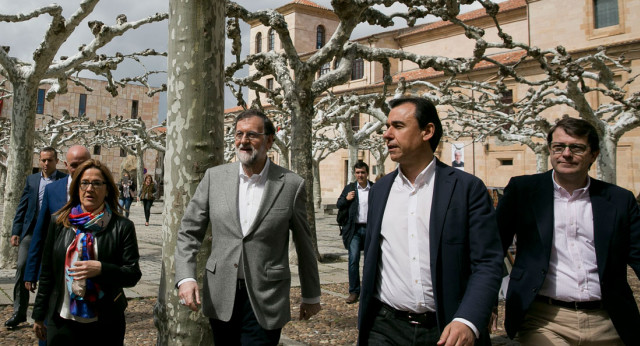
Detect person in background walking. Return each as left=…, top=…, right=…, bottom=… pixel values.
left=138, top=174, right=156, bottom=226
left=118, top=171, right=136, bottom=218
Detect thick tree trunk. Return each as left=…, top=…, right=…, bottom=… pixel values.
left=0, top=165, right=7, bottom=204
left=597, top=133, right=616, bottom=183
left=290, top=100, right=321, bottom=261
left=0, top=81, right=38, bottom=268
left=534, top=147, right=549, bottom=173
left=153, top=0, right=225, bottom=344
left=136, top=145, right=145, bottom=189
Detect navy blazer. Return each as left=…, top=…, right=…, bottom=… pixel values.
left=336, top=180, right=373, bottom=249
left=497, top=171, right=640, bottom=345
left=24, top=177, right=69, bottom=282
left=358, top=160, right=503, bottom=345
left=11, top=171, right=67, bottom=240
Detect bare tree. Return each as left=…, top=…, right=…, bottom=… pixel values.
left=0, top=0, right=167, bottom=267
left=153, top=0, right=225, bottom=344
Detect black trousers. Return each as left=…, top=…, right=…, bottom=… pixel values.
left=141, top=199, right=153, bottom=222
left=365, top=302, right=440, bottom=346
left=47, top=312, right=126, bottom=346
left=209, top=281, right=282, bottom=346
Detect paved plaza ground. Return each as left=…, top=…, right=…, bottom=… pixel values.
left=0, top=200, right=637, bottom=345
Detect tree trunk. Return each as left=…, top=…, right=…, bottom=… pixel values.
left=597, top=133, right=616, bottom=183
left=534, top=147, right=549, bottom=173
left=290, top=100, right=321, bottom=261
left=347, top=142, right=358, bottom=184
left=312, top=159, right=322, bottom=210
left=154, top=0, right=225, bottom=344
left=0, top=165, right=7, bottom=204
left=0, top=81, right=38, bottom=268
left=136, top=145, right=145, bottom=189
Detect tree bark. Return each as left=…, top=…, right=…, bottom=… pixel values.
left=136, top=144, right=145, bottom=189
left=153, top=0, right=225, bottom=344
left=597, top=132, right=616, bottom=183
left=534, top=147, right=549, bottom=173
left=0, top=81, right=38, bottom=268
left=312, top=159, right=322, bottom=210
left=347, top=143, right=358, bottom=184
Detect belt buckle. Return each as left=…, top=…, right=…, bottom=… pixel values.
left=407, top=313, right=421, bottom=325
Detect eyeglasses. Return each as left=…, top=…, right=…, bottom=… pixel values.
left=549, top=143, right=588, bottom=155
left=80, top=180, right=106, bottom=190
left=235, top=131, right=266, bottom=141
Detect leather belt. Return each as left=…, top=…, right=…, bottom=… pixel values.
left=379, top=301, right=437, bottom=327
left=535, top=295, right=602, bottom=310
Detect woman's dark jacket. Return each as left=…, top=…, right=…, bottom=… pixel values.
left=32, top=214, right=142, bottom=322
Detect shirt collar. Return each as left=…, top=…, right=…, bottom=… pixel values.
left=41, top=170, right=57, bottom=181
left=397, top=158, right=436, bottom=188
left=551, top=170, right=591, bottom=196
left=239, top=158, right=270, bottom=183
left=356, top=181, right=370, bottom=191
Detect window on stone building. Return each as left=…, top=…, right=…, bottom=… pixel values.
left=268, top=29, right=275, bottom=51
left=318, top=62, right=330, bottom=78
left=78, top=94, right=87, bottom=117
left=131, top=100, right=138, bottom=119
left=36, top=89, right=45, bottom=114
left=255, top=32, right=262, bottom=53
left=500, top=89, right=514, bottom=114
left=594, top=0, right=619, bottom=28
left=266, top=78, right=274, bottom=90
left=352, top=58, right=364, bottom=80
left=499, top=159, right=513, bottom=166
left=93, top=145, right=101, bottom=155
left=316, top=26, right=325, bottom=49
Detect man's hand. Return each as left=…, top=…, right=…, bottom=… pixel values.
left=299, top=302, right=321, bottom=320
left=346, top=191, right=356, bottom=201
left=34, top=320, right=46, bottom=341
left=437, top=321, right=475, bottom=346
left=25, top=281, right=37, bottom=293
left=10, top=235, right=20, bottom=247
left=178, top=281, right=201, bottom=312
left=68, top=260, right=102, bottom=279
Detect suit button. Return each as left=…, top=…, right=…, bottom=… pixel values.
left=234, top=264, right=238, bottom=268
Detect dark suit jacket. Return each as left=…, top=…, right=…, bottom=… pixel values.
left=336, top=180, right=373, bottom=249
left=11, top=171, right=67, bottom=239
left=497, top=171, right=640, bottom=345
left=24, top=177, right=69, bottom=282
left=358, top=160, right=503, bottom=345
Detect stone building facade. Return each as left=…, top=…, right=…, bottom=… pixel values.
left=0, top=77, right=161, bottom=180
left=236, top=0, right=640, bottom=203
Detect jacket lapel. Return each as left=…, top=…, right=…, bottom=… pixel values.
left=223, top=162, right=242, bottom=234
left=245, top=163, right=284, bottom=237
left=589, top=180, right=615, bottom=278
left=429, top=160, right=455, bottom=267
left=532, top=171, right=555, bottom=260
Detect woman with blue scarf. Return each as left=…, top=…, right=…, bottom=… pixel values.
left=32, top=160, right=141, bottom=345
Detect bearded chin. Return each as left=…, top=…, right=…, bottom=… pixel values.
left=236, top=147, right=257, bottom=165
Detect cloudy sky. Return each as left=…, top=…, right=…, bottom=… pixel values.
left=0, top=0, right=490, bottom=123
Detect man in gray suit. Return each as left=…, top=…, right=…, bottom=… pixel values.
left=175, top=109, right=321, bottom=345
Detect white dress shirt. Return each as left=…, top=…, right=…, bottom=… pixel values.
left=376, top=159, right=479, bottom=337
left=539, top=172, right=601, bottom=301
left=238, top=160, right=269, bottom=236
left=356, top=182, right=370, bottom=224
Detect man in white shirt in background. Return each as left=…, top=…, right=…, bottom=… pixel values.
left=336, top=161, right=374, bottom=304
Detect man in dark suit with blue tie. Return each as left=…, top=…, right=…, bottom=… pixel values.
left=5, top=147, right=66, bottom=329
left=358, top=97, right=503, bottom=346
left=23, top=145, right=91, bottom=292
left=497, top=118, right=640, bottom=345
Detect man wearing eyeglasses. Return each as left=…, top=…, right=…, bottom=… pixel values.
left=497, top=117, right=640, bottom=345
left=175, top=109, right=321, bottom=345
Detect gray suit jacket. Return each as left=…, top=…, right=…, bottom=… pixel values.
left=175, top=161, right=321, bottom=329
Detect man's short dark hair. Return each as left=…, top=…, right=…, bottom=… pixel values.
left=40, top=146, right=58, bottom=160
left=354, top=160, right=369, bottom=173
left=547, top=117, right=600, bottom=153
left=234, top=109, right=276, bottom=136
left=388, top=97, right=443, bottom=151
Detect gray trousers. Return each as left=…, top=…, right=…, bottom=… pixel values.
left=13, top=233, right=31, bottom=317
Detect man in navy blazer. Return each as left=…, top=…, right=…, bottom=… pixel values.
left=6, top=147, right=66, bottom=329
left=358, top=97, right=503, bottom=345
left=497, top=118, right=640, bottom=345
left=23, top=145, right=91, bottom=289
